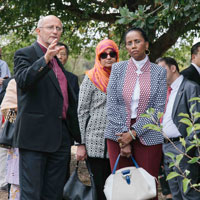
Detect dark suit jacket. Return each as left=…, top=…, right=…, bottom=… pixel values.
left=172, top=78, right=200, bottom=138
left=181, top=64, right=200, bottom=85
left=65, top=71, right=79, bottom=100
left=172, top=77, right=200, bottom=183
left=14, top=42, right=81, bottom=152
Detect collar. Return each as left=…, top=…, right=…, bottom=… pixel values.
left=170, top=75, right=183, bottom=90
left=131, top=55, right=148, bottom=70
left=191, top=63, right=200, bottom=75
left=37, top=42, right=47, bottom=54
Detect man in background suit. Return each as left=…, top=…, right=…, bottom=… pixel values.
left=14, top=15, right=81, bottom=200
left=56, top=42, right=79, bottom=98
left=56, top=42, right=79, bottom=182
left=181, top=42, right=200, bottom=85
left=160, top=57, right=200, bottom=200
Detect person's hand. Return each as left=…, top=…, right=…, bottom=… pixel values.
left=117, top=130, right=136, bottom=148
left=44, top=39, right=65, bottom=64
left=0, top=78, right=4, bottom=85
left=120, top=144, right=132, bottom=157
left=76, top=144, right=87, bottom=161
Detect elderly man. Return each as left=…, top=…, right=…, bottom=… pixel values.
left=14, top=15, right=81, bottom=200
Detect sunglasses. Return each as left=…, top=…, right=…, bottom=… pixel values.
left=100, top=51, right=117, bottom=59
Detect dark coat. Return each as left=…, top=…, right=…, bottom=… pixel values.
left=172, top=78, right=200, bottom=138
left=171, top=77, right=200, bottom=183
left=14, top=42, right=81, bottom=152
left=181, top=64, right=200, bottom=85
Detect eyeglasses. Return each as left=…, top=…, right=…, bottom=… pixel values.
left=57, top=53, right=67, bottom=57
left=39, top=26, right=63, bottom=32
left=100, top=51, right=117, bottom=59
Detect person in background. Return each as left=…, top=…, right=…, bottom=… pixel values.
left=0, top=48, right=11, bottom=92
left=0, top=47, right=11, bottom=192
left=13, top=15, right=80, bottom=200
left=156, top=57, right=172, bottom=200
left=56, top=42, right=69, bottom=66
left=76, top=39, right=119, bottom=200
left=181, top=42, right=200, bottom=85
left=1, top=79, right=19, bottom=200
left=56, top=42, right=79, bottom=182
left=56, top=42, right=79, bottom=98
left=105, top=27, right=167, bottom=200
left=160, top=57, right=200, bottom=200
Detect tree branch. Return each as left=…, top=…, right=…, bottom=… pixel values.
left=149, top=18, right=200, bottom=61
left=58, top=2, right=119, bottom=23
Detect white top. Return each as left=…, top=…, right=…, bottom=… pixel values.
left=162, top=75, right=184, bottom=138
left=131, top=56, right=148, bottom=118
left=191, top=62, right=200, bottom=75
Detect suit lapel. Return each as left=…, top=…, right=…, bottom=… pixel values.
left=33, top=42, right=45, bottom=58
left=32, top=42, right=63, bottom=97
left=172, top=79, right=186, bottom=118
left=190, top=64, right=199, bottom=74
left=48, top=69, right=63, bottom=97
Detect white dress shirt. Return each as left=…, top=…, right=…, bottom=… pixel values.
left=191, top=62, right=200, bottom=75
left=162, top=75, right=184, bottom=138
left=131, top=56, right=148, bottom=118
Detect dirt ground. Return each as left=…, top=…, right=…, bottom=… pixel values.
left=0, top=146, right=164, bottom=200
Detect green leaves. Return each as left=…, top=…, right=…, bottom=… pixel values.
left=178, top=113, right=190, bottom=118
left=179, top=118, right=192, bottom=127
left=167, top=172, right=180, bottom=180
left=146, top=108, right=155, bottom=115
left=165, top=152, right=175, bottom=161
left=188, top=157, right=200, bottom=164
left=180, top=137, right=186, bottom=148
left=143, top=124, right=162, bottom=132
left=186, top=145, right=195, bottom=153
left=183, top=178, right=190, bottom=193
left=175, top=154, right=183, bottom=166
left=140, top=113, right=151, bottom=118
left=157, top=112, right=163, bottom=120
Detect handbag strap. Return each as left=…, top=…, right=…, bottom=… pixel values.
left=112, top=154, right=139, bottom=174
left=76, top=160, right=94, bottom=177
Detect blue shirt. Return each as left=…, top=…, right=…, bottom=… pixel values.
left=0, top=59, right=11, bottom=92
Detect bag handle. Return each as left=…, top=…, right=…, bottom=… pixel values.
left=112, top=154, right=139, bottom=174
left=75, top=160, right=94, bottom=177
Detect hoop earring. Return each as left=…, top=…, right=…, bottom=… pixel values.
left=145, top=49, right=150, bottom=55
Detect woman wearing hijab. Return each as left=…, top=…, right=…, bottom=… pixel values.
left=76, top=39, right=119, bottom=200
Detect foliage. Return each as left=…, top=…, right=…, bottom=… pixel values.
left=0, top=0, right=200, bottom=62
left=141, top=99, right=200, bottom=193
left=164, top=37, right=193, bottom=70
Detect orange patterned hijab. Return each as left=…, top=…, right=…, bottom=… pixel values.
left=86, top=39, right=119, bottom=93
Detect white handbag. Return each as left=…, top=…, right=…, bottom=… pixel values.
left=104, top=154, right=157, bottom=200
